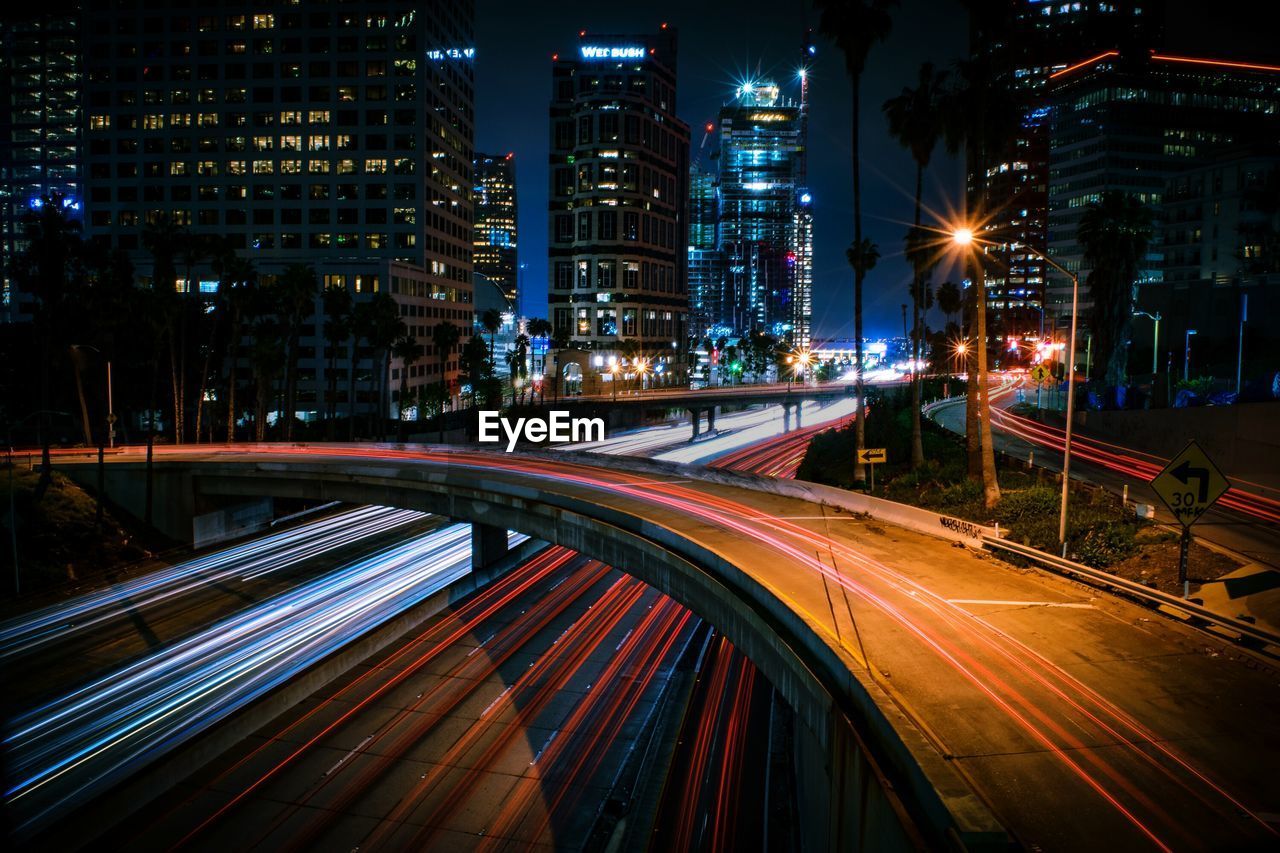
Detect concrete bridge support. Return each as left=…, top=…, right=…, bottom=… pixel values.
left=470, top=522, right=509, bottom=570
left=689, top=407, right=702, bottom=440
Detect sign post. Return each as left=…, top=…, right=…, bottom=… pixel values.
left=1150, top=440, right=1230, bottom=598
left=857, top=448, right=887, bottom=491
left=1030, top=363, right=1051, bottom=411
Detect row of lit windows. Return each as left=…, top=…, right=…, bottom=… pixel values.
left=87, top=184, right=418, bottom=203
left=551, top=260, right=683, bottom=294
left=87, top=135, right=414, bottom=156
left=88, top=159, right=415, bottom=178
left=88, top=108, right=419, bottom=130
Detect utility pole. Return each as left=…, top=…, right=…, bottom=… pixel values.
left=1236, top=293, right=1248, bottom=395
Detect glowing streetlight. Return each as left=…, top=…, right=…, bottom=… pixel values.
left=951, top=220, right=1080, bottom=552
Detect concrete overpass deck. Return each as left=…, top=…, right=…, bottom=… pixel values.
left=59, top=445, right=1280, bottom=851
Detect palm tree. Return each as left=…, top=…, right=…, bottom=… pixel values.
left=13, top=196, right=83, bottom=493
left=936, top=280, right=962, bottom=332
left=479, top=308, right=503, bottom=366
left=1077, top=192, right=1154, bottom=389
left=430, top=320, right=461, bottom=392
left=505, top=333, right=530, bottom=404
left=275, top=264, right=317, bottom=441
left=321, top=284, right=353, bottom=438
left=942, top=43, right=1020, bottom=508
left=391, top=334, right=424, bottom=441
left=885, top=61, right=947, bottom=469
left=817, top=0, right=898, bottom=487
left=142, top=214, right=184, bottom=442
left=347, top=301, right=372, bottom=440
left=174, top=232, right=209, bottom=443
left=364, top=292, right=406, bottom=440
left=219, top=255, right=256, bottom=442
left=249, top=315, right=286, bottom=442
left=526, top=317, right=552, bottom=400
left=459, top=334, right=490, bottom=407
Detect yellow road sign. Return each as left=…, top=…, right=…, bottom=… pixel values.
left=1030, top=364, right=1051, bottom=385
left=1150, top=440, right=1230, bottom=528
left=857, top=448, right=887, bottom=464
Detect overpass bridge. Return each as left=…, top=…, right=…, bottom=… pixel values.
left=57, top=445, right=1280, bottom=852
left=553, top=380, right=896, bottom=439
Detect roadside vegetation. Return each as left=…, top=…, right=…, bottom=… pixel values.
left=796, top=382, right=1238, bottom=586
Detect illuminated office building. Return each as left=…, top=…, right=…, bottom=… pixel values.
left=715, top=76, right=812, bottom=347
left=74, top=1, right=476, bottom=418
left=969, top=1, right=1160, bottom=337
left=548, top=27, right=690, bottom=373
left=1047, top=50, right=1280, bottom=317
left=687, top=161, right=720, bottom=337
left=473, top=151, right=518, bottom=311
left=1, top=3, right=81, bottom=322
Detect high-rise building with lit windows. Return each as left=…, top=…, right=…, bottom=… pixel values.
left=1046, top=50, right=1280, bottom=317
left=969, top=1, right=1161, bottom=339
left=687, top=161, right=720, bottom=338
left=715, top=77, right=812, bottom=347
left=1, top=2, right=81, bottom=322
left=473, top=151, right=518, bottom=310
left=73, top=0, right=476, bottom=418
left=548, top=27, right=690, bottom=375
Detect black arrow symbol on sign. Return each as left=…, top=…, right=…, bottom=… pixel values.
left=1171, top=460, right=1210, bottom=502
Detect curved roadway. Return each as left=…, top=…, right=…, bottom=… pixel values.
left=63, top=444, right=1280, bottom=852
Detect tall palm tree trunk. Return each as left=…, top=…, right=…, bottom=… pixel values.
left=851, top=83, right=867, bottom=487
left=976, top=264, right=999, bottom=507
left=965, top=280, right=981, bottom=479
left=910, top=163, right=925, bottom=469
left=347, top=338, right=358, bottom=441
left=225, top=310, right=240, bottom=443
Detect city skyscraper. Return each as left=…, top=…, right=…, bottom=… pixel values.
left=1, top=3, right=81, bottom=322
left=473, top=151, right=518, bottom=312
left=711, top=75, right=812, bottom=347
left=969, top=1, right=1162, bottom=339
left=1047, top=50, right=1280, bottom=317
left=548, top=26, right=690, bottom=373
left=687, top=159, right=720, bottom=337
left=69, top=0, right=476, bottom=418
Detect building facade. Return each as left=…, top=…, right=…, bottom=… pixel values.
left=72, top=0, right=476, bottom=419
left=548, top=27, right=690, bottom=376
left=1047, top=50, right=1280, bottom=319
left=1, top=3, right=82, bottom=322
left=970, top=1, right=1161, bottom=338
left=716, top=79, right=811, bottom=348
left=473, top=151, right=517, bottom=311
left=687, top=160, right=720, bottom=338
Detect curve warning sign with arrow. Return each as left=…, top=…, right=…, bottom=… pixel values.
left=1150, top=440, right=1230, bottom=528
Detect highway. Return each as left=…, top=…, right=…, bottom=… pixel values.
left=928, top=384, right=1280, bottom=567
left=3, top=509, right=526, bottom=838
left=62, top=443, right=1280, bottom=850
left=117, top=546, right=702, bottom=850
left=0, top=505, right=443, bottom=705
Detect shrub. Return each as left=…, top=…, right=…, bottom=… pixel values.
left=996, top=486, right=1058, bottom=525
left=1076, top=524, right=1138, bottom=568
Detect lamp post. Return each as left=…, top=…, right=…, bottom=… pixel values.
left=609, top=362, right=619, bottom=402
left=1133, top=310, right=1161, bottom=376
left=954, top=228, right=1080, bottom=551
left=70, top=344, right=114, bottom=448
left=1184, top=328, right=1197, bottom=381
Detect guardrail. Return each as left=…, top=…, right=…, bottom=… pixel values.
left=983, top=535, right=1280, bottom=651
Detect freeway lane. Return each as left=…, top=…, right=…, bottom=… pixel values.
left=0, top=506, right=443, bottom=707
left=71, top=444, right=1280, bottom=851
left=119, top=547, right=700, bottom=850
left=3, top=508, right=526, bottom=838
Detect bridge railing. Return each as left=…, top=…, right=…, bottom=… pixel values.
left=982, top=536, right=1280, bottom=651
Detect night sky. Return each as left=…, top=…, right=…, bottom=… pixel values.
left=474, top=0, right=970, bottom=340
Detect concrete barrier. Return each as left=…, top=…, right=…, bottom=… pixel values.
left=546, top=448, right=1000, bottom=546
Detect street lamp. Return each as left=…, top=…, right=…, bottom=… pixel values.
left=1133, top=310, right=1161, bottom=375
left=1184, top=328, right=1197, bottom=382
left=609, top=362, right=620, bottom=402
left=953, top=228, right=1080, bottom=552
